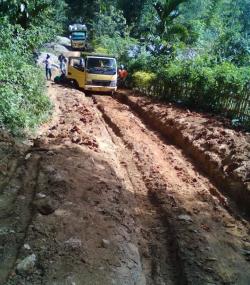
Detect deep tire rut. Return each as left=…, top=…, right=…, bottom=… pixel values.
left=95, top=97, right=187, bottom=285
left=148, top=191, right=187, bottom=285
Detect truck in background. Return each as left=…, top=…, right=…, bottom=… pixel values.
left=69, top=24, right=87, bottom=50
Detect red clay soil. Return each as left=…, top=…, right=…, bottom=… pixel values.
left=1, top=83, right=250, bottom=285
left=115, top=90, right=250, bottom=214
left=1, top=84, right=146, bottom=285
left=95, top=94, right=250, bottom=285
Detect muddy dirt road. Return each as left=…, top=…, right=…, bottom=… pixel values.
left=1, top=83, right=250, bottom=285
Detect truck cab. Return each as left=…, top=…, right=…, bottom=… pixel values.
left=66, top=53, right=117, bottom=94
left=69, top=24, right=87, bottom=50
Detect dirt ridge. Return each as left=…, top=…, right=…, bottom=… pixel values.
left=115, top=91, right=250, bottom=215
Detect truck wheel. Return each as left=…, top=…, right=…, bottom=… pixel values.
left=84, top=90, right=91, bottom=97
left=71, top=80, right=79, bottom=89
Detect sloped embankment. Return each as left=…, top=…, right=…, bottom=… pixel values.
left=115, top=90, right=250, bottom=214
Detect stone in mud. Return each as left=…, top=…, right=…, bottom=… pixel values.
left=25, top=153, right=32, bottom=160
left=101, top=239, right=111, bottom=248
left=242, top=250, right=250, bottom=256
left=64, top=238, right=82, bottom=249
left=34, top=197, right=59, bottom=215
left=178, top=214, right=193, bottom=222
left=47, top=150, right=55, bottom=156
left=16, top=254, right=37, bottom=275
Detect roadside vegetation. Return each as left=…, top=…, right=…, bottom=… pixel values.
left=127, top=0, right=250, bottom=129
left=83, top=0, right=250, bottom=128
left=0, top=1, right=66, bottom=134
left=70, top=0, right=249, bottom=128
left=0, top=0, right=249, bottom=133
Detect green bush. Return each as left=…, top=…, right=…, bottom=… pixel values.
left=0, top=0, right=65, bottom=135
left=130, top=55, right=250, bottom=129
left=0, top=17, right=56, bottom=135
left=132, top=71, right=156, bottom=91
left=0, top=52, right=51, bottom=134
left=93, top=35, right=137, bottom=63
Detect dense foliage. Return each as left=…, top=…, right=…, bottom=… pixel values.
left=64, top=0, right=249, bottom=128
left=1, top=0, right=249, bottom=132
left=0, top=0, right=66, bottom=134
left=132, top=57, right=250, bottom=127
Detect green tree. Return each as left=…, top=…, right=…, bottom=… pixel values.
left=0, top=0, right=67, bottom=30
left=65, top=0, right=100, bottom=24
left=92, top=5, right=127, bottom=38
left=154, top=0, right=188, bottom=35
left=118, top=0, right=146, bottom=26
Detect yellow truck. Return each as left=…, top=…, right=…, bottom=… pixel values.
left=66, top=53, right=118, bottom=94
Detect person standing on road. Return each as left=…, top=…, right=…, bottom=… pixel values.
left=118, top=65, right=128, bottom=87
left=43, top=54, right=52, bottom=80
left=61, top=57, right=67, bottom=75
left=58, top=53, right=66, bottom=73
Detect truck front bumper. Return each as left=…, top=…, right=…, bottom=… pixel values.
left=84, top=85, right=117, bottom=92
left=71, top=42, right=85, bottom=49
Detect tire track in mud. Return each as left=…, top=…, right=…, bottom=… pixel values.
left=147, top=191, right=187, bottom=285
left=0, top=154, right=41, bottom=284
left=94, top=95, right=250, bottom=285
left=94, top=97, right=188, bottom=285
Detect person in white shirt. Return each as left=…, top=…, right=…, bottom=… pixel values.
left=43, top=54, right=52, bottom=80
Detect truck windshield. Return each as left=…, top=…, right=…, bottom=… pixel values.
left=87, top=58, right=117, bottom=75
left=71, top=32, right=86, bottom=40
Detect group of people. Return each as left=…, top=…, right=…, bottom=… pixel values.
left=43, top=53, right=67, bottom=80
